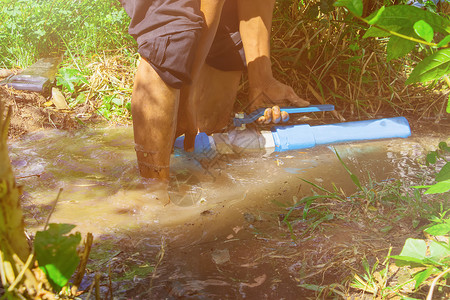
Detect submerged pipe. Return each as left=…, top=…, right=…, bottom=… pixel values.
left=174, top=117, right=412, bottom=154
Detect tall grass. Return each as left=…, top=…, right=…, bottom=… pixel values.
left=0, top=0, right=135, bottom=68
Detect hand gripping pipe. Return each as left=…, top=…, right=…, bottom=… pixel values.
left=174, top=117, right=412, bottom=154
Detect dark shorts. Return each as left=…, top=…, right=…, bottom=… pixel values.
left=120, top=0, right=246, bottom=89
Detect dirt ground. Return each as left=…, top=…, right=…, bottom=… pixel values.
left=0, top=84, right=102, bottom=141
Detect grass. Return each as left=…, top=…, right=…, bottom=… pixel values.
left=267, top=147, right=450, bottom=299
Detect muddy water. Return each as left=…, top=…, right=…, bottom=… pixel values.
left=7, top=124, right=449, bottom=298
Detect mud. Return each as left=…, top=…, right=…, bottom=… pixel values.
left=7, top=122, right=449, bottom=299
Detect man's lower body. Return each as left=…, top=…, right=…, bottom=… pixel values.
left=120, top=0, right=310, bottom=193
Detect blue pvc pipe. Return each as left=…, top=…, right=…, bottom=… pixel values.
left=174, top=117, right=412, bottom=153
left=272, top=117, right=411, bottom=152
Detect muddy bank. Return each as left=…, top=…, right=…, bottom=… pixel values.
left=0, top=85, right=102, bottom=140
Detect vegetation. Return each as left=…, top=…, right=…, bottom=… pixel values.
left=1, top=0, right=448, bottom=121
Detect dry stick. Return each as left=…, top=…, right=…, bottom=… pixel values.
left=94, top=272, right=101, bottom=300
left=71, top=232, right=94, bottom=296
left=426, top=267, right=450, bottom=300
left=43, top=188, right=63, bottom=231
left=7, top=253, right=36, bottom=294
left=0, top=249, right=7, bottom=286
left=149, top=237, right=166, bottom=292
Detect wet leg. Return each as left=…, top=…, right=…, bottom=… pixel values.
left=131, top=58, right=179, bottom=183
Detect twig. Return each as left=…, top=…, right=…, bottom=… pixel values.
left=43, top=188, right=63, bottom=231
left=149, top=237, right=166, bottom=292
left=7, top=253, right=34, bottom=292
left=71, top=232, right=94, bottom=295
left=95, top=272, right=101, bottom=300
left=426, top=267, right=450, bottom=300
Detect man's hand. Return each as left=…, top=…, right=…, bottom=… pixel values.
left=250, top=77, right=310, bottom=124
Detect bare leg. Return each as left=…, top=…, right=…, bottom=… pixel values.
left=194, top=65, right=242, bottom=134
left=238, top=0, right=310, bottom=113
left=178, top=0, right=227, bottom=152
left=131, top=58, right=179, bottom=181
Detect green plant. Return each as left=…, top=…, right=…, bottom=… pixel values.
left=414, top=142, right=450, bottom=194
left=334, top=0, right=450, bottom=114
left=34, top=223, right=82, bottom=292
left=56, top=68, right=89, bottom=94
left=0, top=0, right=134, bottom=68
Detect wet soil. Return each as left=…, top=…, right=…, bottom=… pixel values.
left=0, top=84, right=101, bottom=140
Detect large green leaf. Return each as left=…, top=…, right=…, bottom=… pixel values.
left=365, top=5, right=450, bottom=35
left=34, top=223, right=81, bottom=292
left=386, top=30, right=417, bottom=61
left=429, top=240, right=450, bottom=262
left=414, top=20, right=434, bottom=43
left=334, top=0, right=363, bottom=17
left=406, top=48, right=450, bottom=84
left=424, top=179, right=450, bottom=194
left=398, top=238, right=427, bottom=260
left=436, top=163, right=450, bottom=182
left=413, top=267, right=438, bottom=289
left=425, top=223, right=450, bottom=236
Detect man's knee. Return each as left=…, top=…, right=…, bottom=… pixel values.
left=120, top=0, right=204, bottom=89
left=138, top=30, right=202, bottom=89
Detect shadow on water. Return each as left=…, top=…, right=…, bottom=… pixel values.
left=7, top=124, right=449, bottom=298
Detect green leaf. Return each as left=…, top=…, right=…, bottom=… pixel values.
left=386, top=31, right=417, bottom=61
left=414, top=267, right=438, bottom=289
left=439, top=142, right=450, bottom=152
left=367, top=6, right=385, bottom=25
left=334, top=0, right=363, bottom=17
left=34, top=223, right=81, bottom=292
left=423, top=179, right=450, bottom=194
left=399, top=238, right=427, bottom=260
left=391, top=255, right=427, bottom=267
left=364, top=26, right=395, bottom=38
left=437, top=35, right=450, bottom=47
left=365, top=5, right=450, bottom=35
left=406, top=48, right=450, bottom=84
left=56, top=68, right=88, bottom=93
left=425, top=223, right=450, bottom=236
left=447, top=94, right=450, bottom=113
left=426, top=151, right=438, bottom=165
left=429, top=240, right=450, bottom=262
left=414, top=20, right=434, bottom=43
left=436, top=163, right=450, bottom=182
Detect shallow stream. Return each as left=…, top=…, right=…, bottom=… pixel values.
left=8, top=122, right=449, bottom=298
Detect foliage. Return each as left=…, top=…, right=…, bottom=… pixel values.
left=335, top=0, right=450, bottom=113
left=34, top=223, right=82, bottom=292
left=413, top=142, right=450, bottom=194
left=1, top=100, right=90, bottom=298
left=0, top=0, right=133, bottom=68
left=333, top=0, right=450, bottom=296
left=56, top=68, right=89, bottom=94
left=0, top=0, right=136, bottom=121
